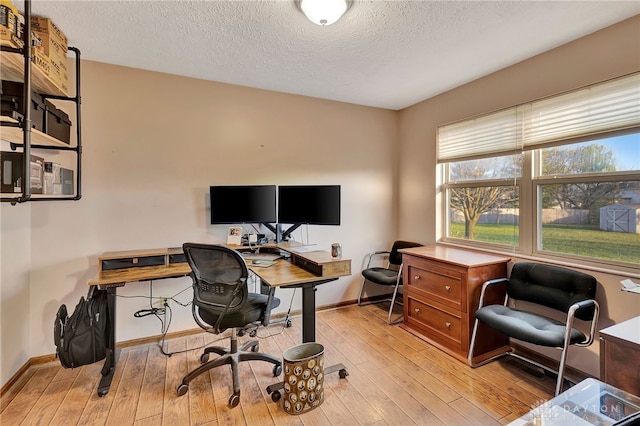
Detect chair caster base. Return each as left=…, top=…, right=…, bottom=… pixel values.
left=273, top=364, right=282, bottom=376
left=177, top=383, right=188, bottom=396
left=229, top=392, right=240, bottom=407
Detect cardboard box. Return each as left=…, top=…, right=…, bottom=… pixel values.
left=48, top=59, right=68, bottom=94
left=45, top=168, right=73, bottom=195
left=0, top=3, right=23, bottom=49
left=0, top=25, right=23, bottom=49
left=31, top=16, right=68, bottom=94
left=61, top=167, right=73, bottom=195
left=31, top=16, right=67, bottom=48
left=1, top=151, right=44, bottom=194
left=31, top=46, right=50, bottom=76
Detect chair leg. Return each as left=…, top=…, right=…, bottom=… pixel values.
left=468, top=318, right=480, bottom=366
left=468, top=317, right=511, bottom=367
left=555, top=343, right=571, bottom=396
left=387, top=284, right=402, bottom=324
left=357, top=277, right=367, bottom=305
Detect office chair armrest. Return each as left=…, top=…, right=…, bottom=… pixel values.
left=566, top=299, right=600, bottom=346
left=477, top=278, right=509, bottom=309
left=365, top=250, right=391, bottom=268
left=570, top=299, right=597, bottom=313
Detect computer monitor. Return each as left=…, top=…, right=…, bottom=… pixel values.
left=209, top=185, right=276, bottom=224
left=277, top=185, right=341, bottom=225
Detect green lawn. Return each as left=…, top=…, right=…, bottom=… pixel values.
left=449, top=223, right=640, bottom=264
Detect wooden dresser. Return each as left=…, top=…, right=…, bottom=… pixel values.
left=600, top=316, right=640, bottom=396
left=399, top=246, right=512, bottom=365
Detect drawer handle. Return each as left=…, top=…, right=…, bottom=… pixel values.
left=444, top=285, right=451, bottom=291
left=445, top=322, right=451, bottom=328
left=414, top=308, right=420, bottom=314
left=414, top=275, right=421, bottom=281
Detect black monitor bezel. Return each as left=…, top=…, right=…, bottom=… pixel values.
left=277, top=185, right=341, bottom=226
left=209, top=185, right=277, bottom=225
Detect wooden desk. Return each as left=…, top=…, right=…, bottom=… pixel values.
left=88, top=245, right=351, bottom=397
left=600, top=316, right=640, bottom=396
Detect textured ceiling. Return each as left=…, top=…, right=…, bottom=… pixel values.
left=14, top=1, right=640, bottom=110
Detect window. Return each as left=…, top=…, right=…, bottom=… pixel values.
left=446, top=155, right=521, bottom=247
left=439, top=73, right=640, bottom=270
left=536, top=134, right=640, bottom=265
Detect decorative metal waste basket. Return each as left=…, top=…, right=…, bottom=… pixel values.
left=282, top=342, right=325, bottom=414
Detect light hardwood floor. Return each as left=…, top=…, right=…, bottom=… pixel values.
left=0, top=303, right=555, bottom=425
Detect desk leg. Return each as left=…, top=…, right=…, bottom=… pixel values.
left=266, top=282, right=349, bottom=403
left=301, top=285, right=316, bottom=343
left=97, top=286, right=119, bottom=397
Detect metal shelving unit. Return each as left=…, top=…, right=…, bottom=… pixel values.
left=0, top=0, right=82, bottom=205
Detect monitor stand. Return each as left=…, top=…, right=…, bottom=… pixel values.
left=262, top=223, right=302, bottom=243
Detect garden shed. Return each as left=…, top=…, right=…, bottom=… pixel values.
left=599, top=203, right=640, bottom=234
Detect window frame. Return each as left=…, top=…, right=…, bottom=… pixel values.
left=437, top=73, right=640, bottom=273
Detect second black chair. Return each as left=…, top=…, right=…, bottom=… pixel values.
left=177, top=243, right=282, bottom=408
left=358, top=240, right=422, bottom=324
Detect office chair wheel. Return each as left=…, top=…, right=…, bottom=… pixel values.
left=251, top=343, right=260, bottom=352
left=176, top=383, right=189, bottom=396
left=273, top=364, right=282, bottom=376
left=229, top=392, right=240, bottom=408
left=98, top=389, right=108, bottom=397
left=200, top=353, right=210, bottom=363
left=238, top=329, right=245, bottom=337
left=285, top=319, right=292, bottom=328
left=271, top=390, right=282, bottom=402
left=249, top=329, right=257, bottom=337
left=339, top=368, right=349, bottom=379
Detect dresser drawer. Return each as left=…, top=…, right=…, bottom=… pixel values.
left=406, top=295, right=462, bottom=348
left=406, top=263, right=462, bottom=310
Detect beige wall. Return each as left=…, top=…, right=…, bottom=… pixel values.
left=398, top=15, right=640, bottom=376
left=1, top=60, right=398, bottom=386
left=2, top=15, right=639, bottom=387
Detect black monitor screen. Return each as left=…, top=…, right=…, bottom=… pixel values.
left=278, top=185, right=341, bottom=225
left=210, top=185, right=276, bottom=224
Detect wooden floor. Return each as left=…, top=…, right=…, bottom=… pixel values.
left=0, top=303, right=555, bottom=425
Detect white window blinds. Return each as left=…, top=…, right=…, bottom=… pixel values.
left=437, top=73, right=640, bottom=163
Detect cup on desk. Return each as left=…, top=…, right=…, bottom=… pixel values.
left=331, top=243, right=342, bottom=259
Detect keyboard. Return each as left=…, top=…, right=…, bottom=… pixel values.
left=241, top=252, right=283, bottom=262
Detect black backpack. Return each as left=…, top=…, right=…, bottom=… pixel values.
left=54, top=288, right=109, bottom=368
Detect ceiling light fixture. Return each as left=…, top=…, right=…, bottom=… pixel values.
left=297, top=0, right=352, bottom=26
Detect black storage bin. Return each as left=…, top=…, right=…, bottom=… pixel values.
left=44, top=100, right=71, bottom=144
left=1, top=151, right=45, bottom=194
left=101, top=255, right=167, bottom=271
left=1, top=98, right=23, bottom=121
left=0, top=80, right=46, bottom=131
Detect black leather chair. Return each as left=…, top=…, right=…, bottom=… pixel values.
left=357, top=240, right=422, bottom=324
left=468, top=262, right=599, bottom=396
left=176, top=243, right=282, bottom=407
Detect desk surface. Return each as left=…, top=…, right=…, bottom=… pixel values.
left=88, top=263, right=192, bottom=286
left=88, top=245, right=350, bottom=288
left=509, top=378, right=640, bottom=426
left=600, top=316, right=640, bottom=346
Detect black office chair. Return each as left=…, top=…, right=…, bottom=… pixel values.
left=468, top=262, right=599, bottom=396
left=176, top=243, right=282, bottom=408
left=357, top=240, right=422, bottom=324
